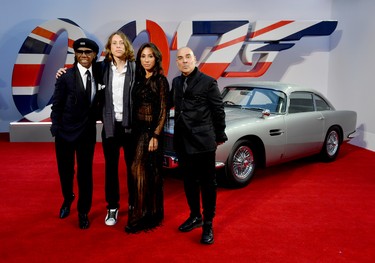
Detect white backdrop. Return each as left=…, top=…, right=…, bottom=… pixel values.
left=1, top=0, right=372, bottom=151
left=329, top=0, right=375, bottom=151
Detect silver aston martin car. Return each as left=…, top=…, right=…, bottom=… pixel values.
left=163, top=81, right=357, bottom=187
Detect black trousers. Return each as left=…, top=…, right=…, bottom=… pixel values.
left=178, top=150, right=217, bottom=222
left=55, top=131, right=96, bottom=214
left=102, top=122, right=134, bottom=210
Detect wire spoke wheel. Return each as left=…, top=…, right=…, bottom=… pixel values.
left=226, top=140, right=257, bottom=187
left=326, top=130, right=339, bottom=157
left=320, top=127, right=341, bottom=162
left=232, top=145, right=254, bottom=180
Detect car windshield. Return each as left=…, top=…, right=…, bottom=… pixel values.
left=222, top=86, right=287, bottom=114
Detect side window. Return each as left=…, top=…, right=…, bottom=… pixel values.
left=314, top=94, right=331, bottom=111
left=289, top=92, right=314, bottom=113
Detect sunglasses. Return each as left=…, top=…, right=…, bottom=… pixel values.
left=75, top=50, right=93, bottom=55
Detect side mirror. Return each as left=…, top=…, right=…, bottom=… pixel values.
left=262, top=109, right=270, bottom=118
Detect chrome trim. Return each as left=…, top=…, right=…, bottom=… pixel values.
left=348, top=130, right=357, bottom=139
left=215, top=162, right=225, bottom=168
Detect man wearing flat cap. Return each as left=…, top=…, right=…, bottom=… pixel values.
left=51, top=37, right=100, bottom=229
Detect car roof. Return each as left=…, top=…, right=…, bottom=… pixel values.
left=223, top=81, right=320, bottom=96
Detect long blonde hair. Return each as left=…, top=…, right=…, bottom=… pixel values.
left=104, top=31, right=135, bottom=64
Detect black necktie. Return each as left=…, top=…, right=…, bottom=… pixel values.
left=183, top=78, right=188, bottom=93
left=85, top=70, right=91, bottom=101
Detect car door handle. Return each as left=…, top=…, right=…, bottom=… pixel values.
left=269, top=129, right=284, bottom=136
left=317, top=116, right=325, bottom=120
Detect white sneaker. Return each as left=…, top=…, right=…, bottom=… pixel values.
left=105, top=209, right=118, bottom=226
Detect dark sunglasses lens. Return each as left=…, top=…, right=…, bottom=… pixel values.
left=76, top=50, right=93, bottom=55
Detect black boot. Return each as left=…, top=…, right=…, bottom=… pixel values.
left=200, top=221, right=214, bottom=244
left=59, top=194, right=75, bottom=219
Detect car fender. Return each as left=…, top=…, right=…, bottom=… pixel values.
left=216, top=114, right=287, bottom=167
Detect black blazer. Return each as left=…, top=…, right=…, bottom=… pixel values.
left=171, top=68, right=227, bottom=155
left=50, top=64, right=99, bottom=142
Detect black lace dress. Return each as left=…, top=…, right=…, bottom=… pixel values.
left=126, top=75, right=169, bottom=233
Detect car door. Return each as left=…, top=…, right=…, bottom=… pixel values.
left=283, top=92, right=325, bottom=160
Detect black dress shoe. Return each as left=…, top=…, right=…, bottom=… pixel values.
left=200, top=221, right=214, bottom=244
left=78, top=213, right=90, bottom=229
left=178, top=216, right=203, bottom=232
left=59, top=194, right=75, bottom=219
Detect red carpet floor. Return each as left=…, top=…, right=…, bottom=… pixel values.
left=0, top=134, right=374, bottom=262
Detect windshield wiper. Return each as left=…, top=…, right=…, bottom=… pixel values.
left=243, top=106, right=266, bottom=111
left=223, top=100, right=236, bottom=105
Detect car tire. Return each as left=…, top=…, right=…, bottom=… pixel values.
left=320, top=126, right=341, bottom=162
left=225, top=139, right=257, bottom=188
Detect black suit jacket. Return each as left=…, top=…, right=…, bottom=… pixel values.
left=171, top=68, right=227, bottom=155
left=50, top=64, right=100, bottom=142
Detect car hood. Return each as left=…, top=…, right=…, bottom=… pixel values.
left=224, top=107, right=265, bottom=124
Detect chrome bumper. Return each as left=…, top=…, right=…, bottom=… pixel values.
left=163, top=154, right=225, bottom=169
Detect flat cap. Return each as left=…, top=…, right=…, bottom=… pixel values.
left=73, top=38, right=99, bottom=54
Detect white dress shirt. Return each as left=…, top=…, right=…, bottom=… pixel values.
left=111, top=62, right=127, bottom=121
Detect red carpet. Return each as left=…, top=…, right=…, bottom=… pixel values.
left=0, top=133, right=375, bottom=262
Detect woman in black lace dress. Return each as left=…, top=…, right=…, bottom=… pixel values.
left=125, top=42, right=169, bottom=233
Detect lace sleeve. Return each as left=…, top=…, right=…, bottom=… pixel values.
left=152, top=76, right=169, bottom=137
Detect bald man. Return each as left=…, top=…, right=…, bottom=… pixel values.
left=170, top=47, right=227, bottom=244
